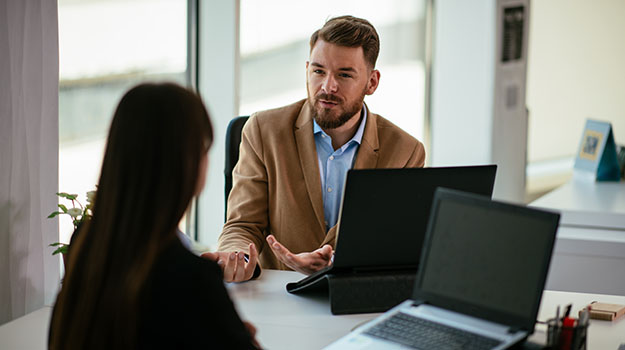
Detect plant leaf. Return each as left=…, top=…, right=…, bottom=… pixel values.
left=52, top=246, right=66, bottom=255
left=47, top=211, right=61, bottom=218
left=58, top=204, right=68, bottom=213
left=57, top=192, right=78, bottom=200
left=51, top=243, right=68, bottom=255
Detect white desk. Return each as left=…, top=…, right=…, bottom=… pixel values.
left=231, top=271, right=625, bottom=349
left=530, top=178, right=625, bottom=230
left=2, top=270, right=624, bottom=350
left=0, top=307, right=50, bottom=350
left=530, top=179, right=625, bottom=296
left=228, top=270, right=377, bottom=349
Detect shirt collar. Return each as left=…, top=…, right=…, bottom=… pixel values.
left=313, top=103, right=367, bottom=146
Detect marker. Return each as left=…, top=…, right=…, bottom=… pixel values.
left=560, top=316, right=576, bottom=350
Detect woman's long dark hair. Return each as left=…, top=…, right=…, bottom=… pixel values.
left=49, top=83, right=213, bottom=349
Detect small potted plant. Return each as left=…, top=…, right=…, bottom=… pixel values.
left=48, top=190, right=96, bottom=265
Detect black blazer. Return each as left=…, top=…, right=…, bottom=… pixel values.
left=138, top=238, right=257, bottom=349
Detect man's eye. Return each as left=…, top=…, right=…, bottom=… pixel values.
left=339, top=73, right=352, bottom=78
left=313, top=69, right=324, bottom=74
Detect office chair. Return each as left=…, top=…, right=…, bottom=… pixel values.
left=224, top=116, right=249, bottom=221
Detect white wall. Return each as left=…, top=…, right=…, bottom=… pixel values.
left=527, top=0, right=625, bottom=163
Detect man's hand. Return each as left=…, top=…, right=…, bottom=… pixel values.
left=266, top=235, right=333, bottom=275
left=201, top=243, right=258, bottom=282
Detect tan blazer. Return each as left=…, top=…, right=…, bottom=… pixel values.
left=218, top=99, right=425, bottom=270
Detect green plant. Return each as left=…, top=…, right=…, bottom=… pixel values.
left=47, top=190, right=96, bottom=255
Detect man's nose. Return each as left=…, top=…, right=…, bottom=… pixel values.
left=321, top=75, right=338, bottom=94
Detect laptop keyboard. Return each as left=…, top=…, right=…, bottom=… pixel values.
left=364, top=312, right=503, bottom=350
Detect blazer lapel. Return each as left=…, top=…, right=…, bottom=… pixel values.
left=353, top=104, right=380, bottom=169
left=322, top=104, right=380, bottom=247
left=294, top=101, right=326, bottom=234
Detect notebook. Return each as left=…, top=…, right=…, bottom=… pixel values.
left=287, top=165, right=497, bottom=294
left=324, top=188, right=560, bottom=350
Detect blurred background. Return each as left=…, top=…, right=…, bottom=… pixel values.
left=58, top=0, right=625, bottom=247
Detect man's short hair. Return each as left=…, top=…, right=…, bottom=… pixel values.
left=310, top=15, right=380, bottom=69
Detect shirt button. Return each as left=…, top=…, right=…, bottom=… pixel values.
left=329, top=156, right=334, bottom=160
left=327, top=187, right=333, bottom=192
left=321, top=134, right=326, bottom=138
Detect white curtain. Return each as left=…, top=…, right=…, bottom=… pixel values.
left=0, top=0, right=59, bottom=325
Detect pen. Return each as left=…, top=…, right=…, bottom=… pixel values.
left=580, top=307, right=589, bottom=326
left=564, top=303, right=572, bottom=318
left=553, top=305, right=560, bottom=346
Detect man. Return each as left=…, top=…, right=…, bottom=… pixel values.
left=203, top=16, right=425, bottom=282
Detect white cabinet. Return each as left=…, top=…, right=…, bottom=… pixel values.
left=531, top=179, right=625, bottom=295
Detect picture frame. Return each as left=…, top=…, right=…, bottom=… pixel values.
left=574, top=119, right=620, bottom=181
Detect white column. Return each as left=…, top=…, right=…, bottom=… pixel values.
left=430, top=0, right=529, bottom=203
left=196, top=1, right=240, bottom=247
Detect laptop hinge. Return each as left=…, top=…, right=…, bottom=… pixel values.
left=411, top=299, right=426, bottom=307
left=351, top=265, right=418, bottom=274
left=507, top=326, right=522, bottom=334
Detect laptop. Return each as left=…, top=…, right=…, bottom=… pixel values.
left=287, top=165, right=497, bottom=294
left=324, top=188, right=560, bottom=350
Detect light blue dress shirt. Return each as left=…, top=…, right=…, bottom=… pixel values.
left=313, top=106, right=367, bottom=231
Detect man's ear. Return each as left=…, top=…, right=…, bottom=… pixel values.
left=366, top=69, right=381, bottom=95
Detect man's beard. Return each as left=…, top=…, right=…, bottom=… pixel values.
left=308, top=88, right=367, bottom=130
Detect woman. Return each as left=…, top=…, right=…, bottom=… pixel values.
left=49, top=83, right=259, bottom=349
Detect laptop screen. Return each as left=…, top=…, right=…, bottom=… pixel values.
left=334, top=165, right=496, bottom=270
left=414, top=188, right=560, bottom=331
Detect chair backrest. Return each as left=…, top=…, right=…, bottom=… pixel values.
left=224, top=116, right=249, bottom=221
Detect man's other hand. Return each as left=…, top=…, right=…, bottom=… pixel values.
left=266, top=235, right=333, bottom=275
left=201, top=243, right=258, bottom=282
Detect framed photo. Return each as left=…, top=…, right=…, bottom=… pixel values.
left=579, top=130, right=603, bottom=161
left=574, top=119, right=620, bottom=181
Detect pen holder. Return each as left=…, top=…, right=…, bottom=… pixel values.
left=546, top=318, right=588, bottom=350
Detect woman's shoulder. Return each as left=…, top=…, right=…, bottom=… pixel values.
left=154, top=239, right=222, bottom=283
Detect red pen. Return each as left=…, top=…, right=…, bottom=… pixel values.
left=559, top=316, right=576, bottom=350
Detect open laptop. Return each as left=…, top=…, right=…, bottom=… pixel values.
left=324, top=188, right=560, bottom=350
left=287, top=165, right=497, bottom=294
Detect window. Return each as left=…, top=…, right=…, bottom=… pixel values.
left=58, top=0, right=189, bottom=244
left=239, top=0, right=428, bottom=140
